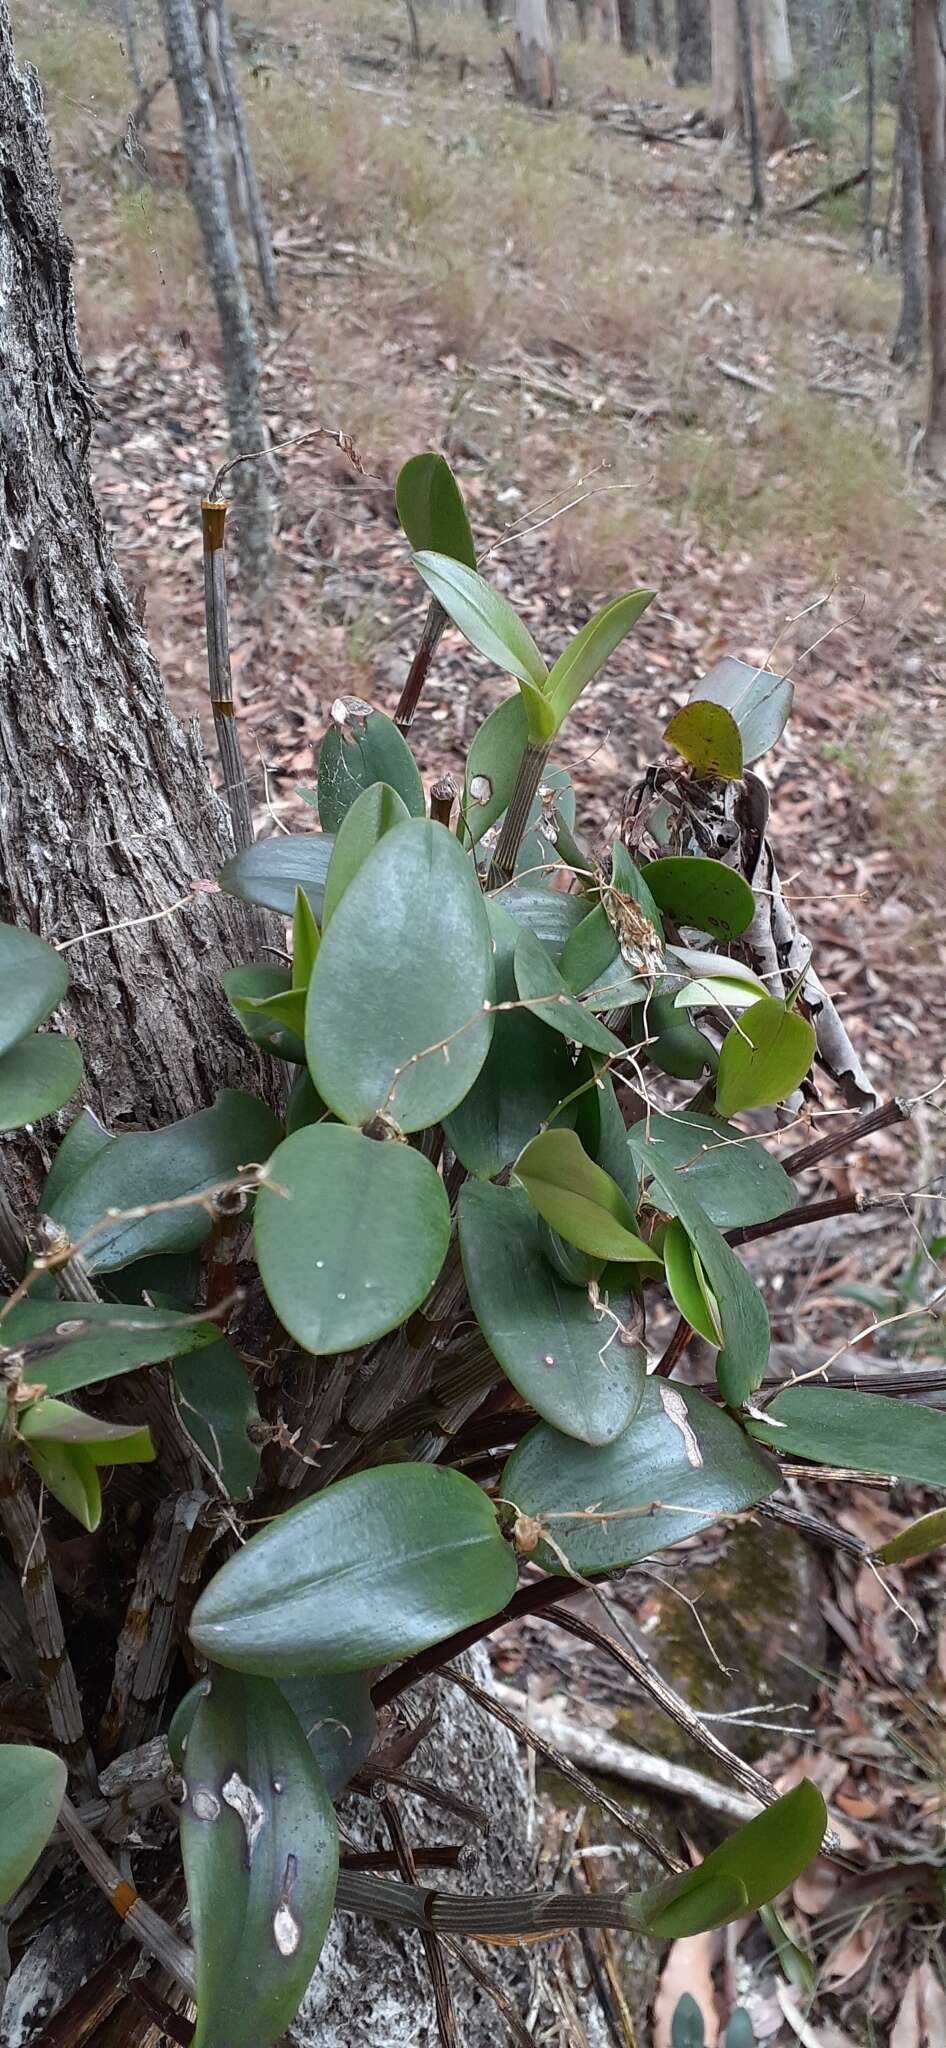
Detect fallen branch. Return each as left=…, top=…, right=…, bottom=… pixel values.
left=776, top=165, right=868, bottom=216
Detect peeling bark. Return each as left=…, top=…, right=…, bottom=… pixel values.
left=891, top=51, right=926, bottom=366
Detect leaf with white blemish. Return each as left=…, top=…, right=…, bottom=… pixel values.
left=180, top=1666, right=338, bottom=2048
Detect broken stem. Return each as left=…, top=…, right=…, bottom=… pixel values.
left=201, top=497, right=256, bottom=853
left=785, top=1097, right=909, bottom=1176
left=725, top=1190, right=863, bottom=1248
left=429, top=775, right=457, bottom=827
left=57, top=1795, right=195, bottom=1991
left=487, top=739, right=552, bottom=890
left=395, top=597, right=447, bottom=733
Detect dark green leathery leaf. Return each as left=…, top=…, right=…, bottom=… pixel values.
left=501, top=1378, right=779, bottom=1574
left=0, top=1033, right=83, bottom=1132
left=48, top=1091, right=280, bottom=1274
left=395, top=451, right=476, bottom=565
left=218, top=834, right=335, bottom=921
left=461, top=693, right=529, bottom=848
left=173, top=1340, right=261, bottom=1500
left=544, top=591, right=654, bottom=729
left=559, top=905, right=649, bottom=1011
left=459, top=1181, right=646, bottom=1445
left=320, top=781, right=409, bottom=926
left=180, top=1666, right=338, bottom=2048
left=0, top=922, right=69, bottom=1059
left=749, top=1385, right=946, bottom=1487
left=513, top=927, right=624, bottom=1060
left=41, top=1107, right=111, bottom=1213
left=254, top=1124, right=450, bottom=1355
left=494, top=886, right=586, bottom=961
left=307, top=819, right=494, bottom=1133
left=627, top=1110, right=795, bottom=1229
left=663, top=1220, right=722, bottom=1345
left=190, top=1463, right=517, bottom=1675
left=224, top=967, right=306, bottom=1062
left=513, top=1129, right=658, bottom=1266
left=443, top=901, right=575, bottom=1178
left=0, top=1299, right=221, bottom=1398
left=641, top=856, right=755, bottom=942
left=276, top=1670, right=376, bottom=1796
left=633, top=1781, right=826, bottom=1936
left=317, top=701, right=425, bottom=833
left=715, top=998, right=816, bottom=1115
left=630, top=1130, right=769, bottom=1404
left=515, top=763, right=575, bottom=883
left=643, top=994, right=718, bottom=1081
left=690, top=656, right=793, bottom=766
left=0, top=1745, right=67, bottom=1907
left=412, top=551, right=548, bottom=692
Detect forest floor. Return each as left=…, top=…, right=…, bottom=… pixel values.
left=11, top=1, right=946, bottom=2041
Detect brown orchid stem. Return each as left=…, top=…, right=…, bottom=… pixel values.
left=57, top=1796, right=195, bottom=1990
left=725, top=1191, right=863, bottom=1248
left=785, top=1097, right=909, bottom=1176
left=334, top=1870, right=646, bottom=1942
left=429, top=775, right=457, bottom=827
left=395, top=597, right=447, bottom=733
left=487, top=739, right=551, bottom=890
left=381, top=1794, right=459, bottom=2048
left=372, top=1574, right=574, bottom=1710
left=201, top=497, right=255, bottom=853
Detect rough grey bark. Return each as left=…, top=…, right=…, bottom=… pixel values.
left=735, top=0, right=765, bottom=209
left=913, top=0, right=946, bottom=474
left=891, top=51, right=926, bottom=366
left=513, top=0, right=557, bottom=104
left=202, top=0, right=280, bottom=317
left=0, top=2, right=265, bottom=1218
left=118, top=0, right=144, bottom=90
left=157, top=0, right=272, bottom=586
left=861, top=0, right=876, bottom=256
left=616, top=0, right=640, bottom=51
left=675, top=0, right=711, bottom=79
left=650, top=0, right=670, bottom=53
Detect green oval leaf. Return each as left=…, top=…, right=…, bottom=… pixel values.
left=664, top=702, right=743, bottom=780
left=49, top=1091, right=281, bottom=1275
left=0, top=923, right=69, bottom=1059
left=0, top=1034, right=83, bottom=1132
left=716, top=998, right=816, bottom=1115
left=501, top=1378, right=779, bottom=1574
left=0, top=1744, right=67, bottom=1907
left=0, top=1299, right=221, bottom=1398
left=644, top=993, right=717, bottom=1080
left=190, top=1463, right=517, bottom=1674
left=642, top=857, right=755, bottom=941
left=495, top=887, right=586, bottom=960
left=546, top=591, right=654, bottom=728
left=690, top=656, right=793, bottom=767
left=514, top=1129, right=659, bottom=1265
left=876, top=1507, right=946, bottom=1565
left=180, top=1666, right=339, bottom=2048
left=254, top=1124, right=450, bottom=1355
left=461, top=693, right=528, bottom=848
left=749, top=1385, right=946, bottom=1486
left=559, top=905, right=649, bottom=1011
left=41, top=1107, right=111, bottom=1214
left=639, top=1781, right=826, bottom=1935
left=19, top=1399, right=155, bottom=1467
left=663, top=1220, right=723, bottom=1345
left=276, top=1670, right=376, bottom=1796
left=459, top=1180, right=646, bottom=1445
left=443, top=902, right=575, bottom=1178
left=307, top=819, right=494, bottom=1132
left=25, top=1437, right=102, bottom=1530
left=629, top=1110, right=795, bottom=1228
left=224, top=966, right=307, bottom=1062
left=317, top=704, right=425, bottom=834
left=671, top=1993, right=705, bottom=2048
left=173, top=1340, right=261, bottom=1501
left=321, top=781, right=410, bottom=927
left=513, top=927, right=624, bottom=1060
left=413, top=550, right=548, bottom=690
left=219, top=834, right=335, bottom=921
left=395, top=452, right=476, bottom=566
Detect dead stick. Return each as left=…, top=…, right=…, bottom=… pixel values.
left=395, top=597, right=447, bottom=733
left=201, top=498, right=255, bottom=853
left=57, top=1796, right=195, bottom=1991
left=776, top=164, right=868, bottom=216
left=785, top=1097, right=909, bottom=1176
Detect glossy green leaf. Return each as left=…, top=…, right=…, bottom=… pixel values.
left=19, top=1399, right=155, bottom=1466
left=180, top=1666, right=339, bottom=2048
left=579, top=1071, right=639, bottom=1210
left=514, top=1129, right=658, bottom=1265
left=691, top=656, right=793, bottom=766
left=0, top=1299, right=221, bottom=1397
left=667, top=947, right=767, bottom=1000
left=25, top=1437, right=101, bottom=1530
left=395, top=452, right=476, bottom=566
left=514, top=927, right=624, bottom=1060
left=460, top=693, right=529, bottom=848
left=501, top=1378, right=779, bottom=1574
left=224, top=967, right=306, bottom=1062
left=284, top=1068, right=327, bottom=1135
left=559, top=905, right=649, bottom=1011
left=629, top=1110, right=795, bottom=1228
left=413, top=550, right=548, bottom=690
left=716, top=999, right=816, bottom=1115
left=639, top=1782, right=826, bottom=1935
left=254, top=1124, right=449, bottom=1354
left=42, top=1108, right=111, bottom=1213
left=0, top=922, right=69, bottom=1059
left=277, top=1670, right=376, bottom=1796
left=644, top=994, right=717, bottom=1080
left=219, top=834, right=335, bottom=921
left=663, top=1221, right=722, bottom=1344
left=671, top=1993, right=705, bottom=2048
left=629, top=1130, right=769, bottom=1404
left=173, top=1341, right=261, bottom=1501
left=611, top=842, right=666, bottom=938
left=0, top=1744, right=67, bottom=1906
left=317, top=704, right=425, bottom=834
left=190, top=1463, right=517, bottom=1675
left=758, top=1903, right=817, bottom=1994
left=664, top=701, right=743, bottom=780
left=443, top=902, right=575, bottom=1178
left=642, top=857, right=755, bottom=941
left=459, top=1181, right=646, bottom=1444
left=724, top=2012, right=755, bottom=2048
left=49, top=1091, right=280, bottom=1274
left=0, top=1034, right=83, bottom=1132
left=673, top=976, right=764, bottom=1014
left=291, top=887, right=320, bottom=988
left=495, top=887, right=586, bottom=960
left=321, top=781, right=410, bottom=927
left=876, top=1507, right=946, bottom=1565
left=546, top=591, right=654, bottom=728
left=537, top=1222, right=605, bottom=1287
left=307, top=819, right=494, bottom=1132
left=749, top=1385, right=946, bottom=1486
left=515, top=764, right=576, bottom=883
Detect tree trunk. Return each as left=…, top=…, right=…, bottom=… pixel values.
left=861, top=0, right=876, bottom=257
left=913, top=0, right=946, bottom=473
left=650, top=0, right=670, bottom=52
left=208, top=0, right=279, bottom=316
left=711, top=0, right=791, bottom=144
left=119, top=0, right=144, bottom=91
left=891, top=50, right=926, bottom=365
left=514, top=0, right=557, bottom=102
left=158, top=0, right=272, bottom=588
left=736, top=0, right=765, bottom=207
left=616, top=0, right=640, bottom=51
left=675, top=0, right=711, bottom=83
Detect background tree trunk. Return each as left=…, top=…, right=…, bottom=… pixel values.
left=158, top=0, right=272, bottom=588
left=650, top=0, right=670, bottom=52
left=616, top=0, right=640, bottom=51
left=736, top=0, right=765, bottom=207
left=891, top=50, right=926, bottom=365
left=861, top=0, right=876, bottom=256
left=913, top=0, right=946, bottom=473
left=210, top=0, right=280, bottom=314
left=514, top=0, right=557, bottom=102
left=675, top=0, right=711, bottom=83
left=711, top=0, right=791, bottom=142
